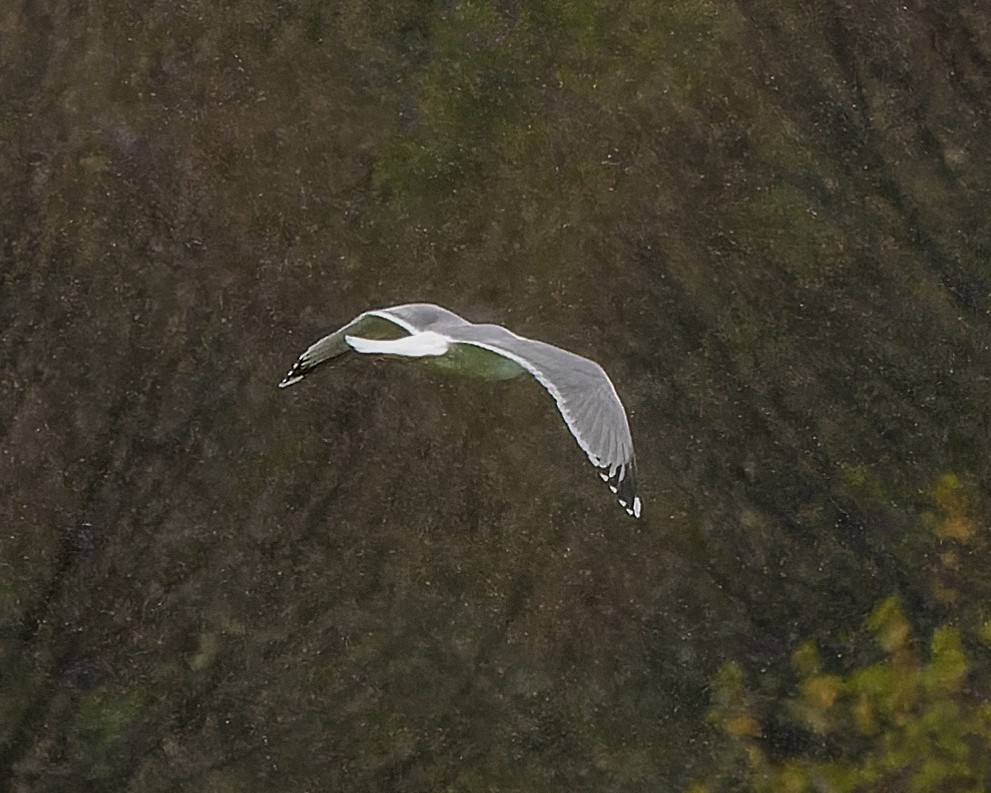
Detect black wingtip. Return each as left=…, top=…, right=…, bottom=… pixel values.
left=278, top=359, right=307, bottom=388
left=619, top=495, right=642, bottom=518
left=597, top=460, right=640, bottom=518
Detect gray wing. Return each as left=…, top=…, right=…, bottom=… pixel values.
left=372, top=303, right=469, bottom=332
left=446, top=323, right=641, bottom=518
left=278, top=303, right=470, bottom=387
left=278, top=308, right=416, bottom=388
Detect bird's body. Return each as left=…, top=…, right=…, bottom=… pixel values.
left=279, top=303, right=640, bottom=518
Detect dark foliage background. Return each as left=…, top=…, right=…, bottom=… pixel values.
left=2, top=2, right=989, bottom=790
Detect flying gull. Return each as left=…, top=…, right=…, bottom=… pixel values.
left=278, top=303, right=640, bottom=518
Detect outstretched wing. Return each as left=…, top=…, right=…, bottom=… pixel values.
left=445, top=323, right=641, bottom=518
left=278, top=309, right=418, bottom=388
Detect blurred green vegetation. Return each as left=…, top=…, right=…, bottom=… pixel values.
left=70, top=684, right=148, bottom=779
left=693, top=471, right=991, bottom=793
left=371, top=0, right=743, bottom=260
left=699, top=600, right=991, bottom=793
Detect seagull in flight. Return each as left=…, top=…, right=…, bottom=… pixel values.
left=279, top=303, right=640, bottom=517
